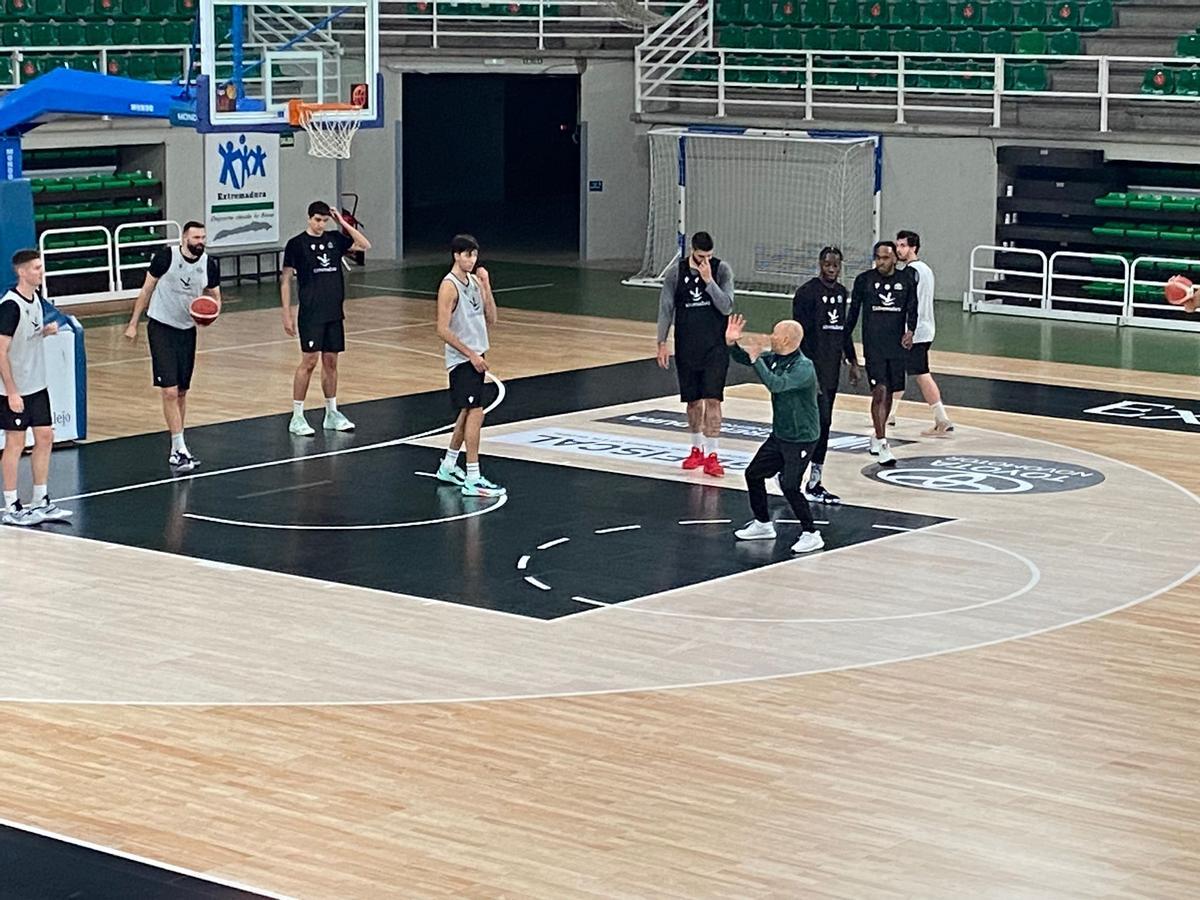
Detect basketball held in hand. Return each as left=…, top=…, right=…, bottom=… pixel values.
left=1164, top=275, right=1193, bottom=306
left=190, top=296, right=220, bottom=327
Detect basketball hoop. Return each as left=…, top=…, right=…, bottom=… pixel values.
left=287, top=100, right=362, bottom=159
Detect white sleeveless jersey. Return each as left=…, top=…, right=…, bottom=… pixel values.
left=443, top=272, right=489, bottom=369
left=150, top=245, right=211, bottom=330
left=0, top=290, right=47, bottom=396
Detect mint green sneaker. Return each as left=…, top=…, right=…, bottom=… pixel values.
left=461, top=475, right=506, bottom=497
left=436, top=464, right=466, bottom=487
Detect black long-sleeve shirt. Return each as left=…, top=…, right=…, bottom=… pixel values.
left=791, top=276, right=856, bottom=392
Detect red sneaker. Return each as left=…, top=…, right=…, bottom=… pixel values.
left=703, top=453, right=725, bottom=477
left=682, top=447, right=705, bottom=470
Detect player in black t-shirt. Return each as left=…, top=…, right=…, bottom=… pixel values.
left=281, top=200, right=370, bottom=436
left=791, top=247, right=860, bottom=503
left=846, top=241, right=917, bottom=468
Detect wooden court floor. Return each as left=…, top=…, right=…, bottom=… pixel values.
left=0, top=289, right=1198, bottom=898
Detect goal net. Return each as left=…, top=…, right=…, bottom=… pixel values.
left=628, top=127, right=881, bottom=296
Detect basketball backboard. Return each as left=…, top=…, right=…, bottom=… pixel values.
left=196, top=0, right=381, bottom=134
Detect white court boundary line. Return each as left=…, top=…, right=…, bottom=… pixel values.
left=184, top=494, right=507, bottom=531
left=0, top=815, right=295, bottom=899
left=1, top=400, right=1198, bottom=705
left=56, top=374, right=505, bottom=504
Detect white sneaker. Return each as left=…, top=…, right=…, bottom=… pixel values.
left=31, top=497, right=73, bottom=522
left=2, top=502, right=44, bottom=527
left=878, top=442, right=897, bottom=467
left=921, top=420, right=955, bottom=437
left=289, top=414, right=315, bottom=436
left=435, top=464, right=465, bottom=486
left=462, top=475, right=506, bottom=497
left=734, top=519, right=776, bottom=540
left=168, top=450, right=199, bottom=472
left=791, top=530, right=825, bottom=553
left=324, top=410, right=355, bottom=432
left=869, top=436, right=882, bottom=456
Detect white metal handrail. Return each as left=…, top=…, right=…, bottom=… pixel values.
left=114, top=220, right=181, bottom=291
left=1048, top=250, right=1128, bottom=324
left=967, top=245, right=1048, bottom=311
left=1127, top=255, right=1200, bottom=332
left=38, top=226, right=115, bottom=299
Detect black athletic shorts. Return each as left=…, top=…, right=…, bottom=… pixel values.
left=0, top=388, right=51, bottom=431
left=449, top=360, right=487, bottom=410
left=865, top=356, right=906, bottom=394
left=148, top=317, right=197, bottom=391
left=298, top=318, right=345, bottom=354
left=676, top=345, right=729, bottom=403
left=906, top=341, right=932, bottom=376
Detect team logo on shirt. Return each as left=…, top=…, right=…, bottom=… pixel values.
left=873, top=281, right=902, bottom=307
left=310, top=242, right=337, bottom=273
left=825, top=308, right=841, bottom=327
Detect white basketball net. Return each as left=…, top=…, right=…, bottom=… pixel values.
left=296, top=107, right=362, bottom=159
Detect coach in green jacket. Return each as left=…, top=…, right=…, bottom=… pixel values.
left=726, top=314, right=824, bottom=553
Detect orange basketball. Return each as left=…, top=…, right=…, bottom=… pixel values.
left=190, top=296, right=220, bottom=327
left=1164, top=275, right=1193, bottom=306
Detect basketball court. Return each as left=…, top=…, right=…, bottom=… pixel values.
left=1, top=1, right=1199, bottom=895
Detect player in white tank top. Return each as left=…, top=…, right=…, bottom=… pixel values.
left=1, top=250, right=72, bottom=526
left=434, top=234, right=505, bottom=498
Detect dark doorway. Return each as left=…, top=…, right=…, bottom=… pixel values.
left=402, top=73, right=580, bottom=258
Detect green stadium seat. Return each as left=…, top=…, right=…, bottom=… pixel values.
left=719, top=25, right=747, bottom=47
left=1, top=23, right=30, bottom=47
left=1016, top=30, right=1048, bottom=54
left=861, top=57, right=898, bottom=87
left=111, top=21, right=138, bottom=44
left=1049, top=1, right=1079, bottom=27
left=1141, top=66, right=1173, bottom=94
left=983, top=28, right=1014, bottom=52
left=830, top=0, right=860, bottom=26
left=772, top=0, right=800, bottom=25
left=63, top=52, right=99, bottom=72
left=832, top=26, right=861, bottom=50
left=148, top=0, right=173, bottom=13
left=1079, top=0, right=1111, bottom=30
left=1047, top=29, right=1079, bottom=53
left=745, top=23, right=772, bottom=46
left=715, top=0, right=742, bottom=21
left=742, top=0, right=771, bottom=24
left=1014, top=0, right=1045, bottom=26
left=177, top=0, right=195, bottom=16
left=985, top=0, right=1015, bottom=27
left=862, top=0, right=889, bottom=26
left=126, top=53, right=157, bottom=79
left=950, top=1, right=982, bottom=28
left=729, top=55, right=770, bottom=83
left=1094, top=192, right=1128, bottom=208
left=1175, top=67, right=1200, bottom=96
left=682, top=53, right=718, bottom=82
left=29, top=23, right=58, bottom=46
left=1007, top=61, right=1048, bottom=90
left=954, top=28, right=983, bottom=52
left=920, top=28, right=952, bottom=53
left=799, top=0, right=829, bottom=24
left=891, top=27, right=921, bottom=52
left=154, top=52, right=182, bottom=80
left=97, top=0, right=117, bottom=14
left=1179, top=33, right=1200, bottom=58
left=891, top=0, right=919, bottom=26
left=162, top=20, right=191, bottom=43
left=804, top=27, right=832, bottom=49
left=772, top=26, right=804, bottom=49
left=56, top=22, right=85, bottom=45
left=862, top=26, right=890, bottom=50
left=2, top=0, right=32, bottom=16
left=33, top=0, right=66, bottom=17
left=64, top=0, right=93, bottom=13
left=0, top=56, right=10, bottom=86
left=119, top=0, right=150, bottom=16
left=921, top=0, right=950, bottom=25
left=139, top=20, right=165, bottom=44
left=83, top=21, right=108, bottom=43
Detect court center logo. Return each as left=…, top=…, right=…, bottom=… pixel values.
left=864, top=455, right=1104, bottom=495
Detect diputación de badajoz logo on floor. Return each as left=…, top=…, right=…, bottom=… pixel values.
left=864, top=456, right=1105, bottom=495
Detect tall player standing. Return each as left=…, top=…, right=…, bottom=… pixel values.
left=124, top=221, right=221, bottom=471
left=434, top=234, right=505, bottom=497
left=656, top=231, right=734, bottom=477
left=896, top=230, right=954, bottom=436
left=282, top=200, right=371, bottom=436
left=1, top=250, right=72, bottom=525
left=847, top=241, right=917, bottom=468
left=791, top=246, right=860, bottom=503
